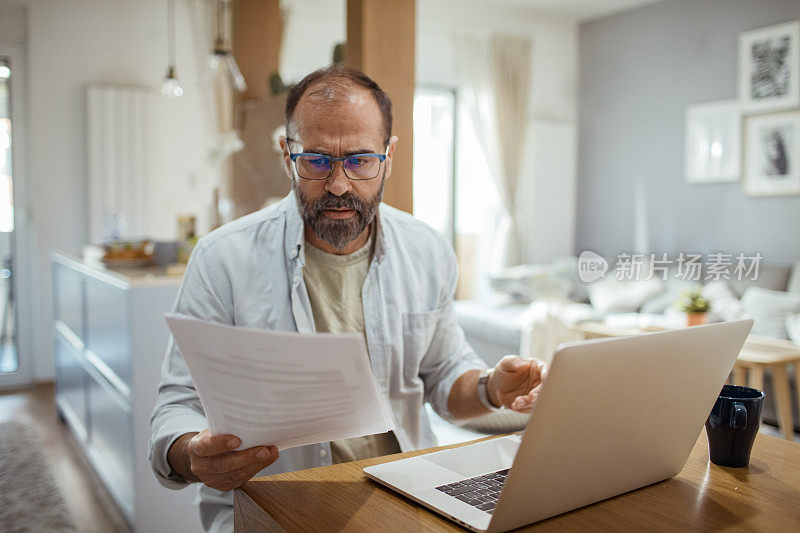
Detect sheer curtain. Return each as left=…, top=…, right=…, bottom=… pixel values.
left=454, top=33, right=532, bottom=269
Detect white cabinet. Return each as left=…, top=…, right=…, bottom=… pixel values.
left=52, top=252, right=203, bottom=532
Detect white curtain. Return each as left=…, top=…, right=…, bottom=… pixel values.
left=454, top=33, right=532, bottom=267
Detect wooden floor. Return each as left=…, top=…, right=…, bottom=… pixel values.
left=0, top=382, right=131, bottom=533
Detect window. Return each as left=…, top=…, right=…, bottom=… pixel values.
left=413, top=88, right=455, bottom=242
left=0, top=58, right=16, bottom=375
left=413, top=87, right=504, bottom=300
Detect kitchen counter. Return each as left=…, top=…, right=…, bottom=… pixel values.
left=51, top=250, right=201, bottom=531
left=52, top=250, right=185, bottom=289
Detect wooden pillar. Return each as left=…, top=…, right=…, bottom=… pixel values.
left=232, top=0, right=283, bottom=101
left=229, top=0, right=285, bottom=218
left=346, top=0, right=415, bottom=214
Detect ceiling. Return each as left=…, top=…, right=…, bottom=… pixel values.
left=477, top=0, right=668, bottom=21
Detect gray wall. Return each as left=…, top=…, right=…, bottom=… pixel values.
left=578, top=0, right=800, bottom=265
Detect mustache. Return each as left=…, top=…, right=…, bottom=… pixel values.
left=312, top=192, right=365, bottom=213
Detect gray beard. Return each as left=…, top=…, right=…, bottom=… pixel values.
left=293, top=173, right=385, bottom=251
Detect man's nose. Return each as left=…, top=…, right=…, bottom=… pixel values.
left=325, top=161, right=352, bottom=196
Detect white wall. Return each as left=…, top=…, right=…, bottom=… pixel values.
left=578, top=0, right=800, bottom=264
left=0, top=5, right=26, bottom=43
left=16, top=0, right=219, bottom=380
left=279, top=0, right=346, bottom=84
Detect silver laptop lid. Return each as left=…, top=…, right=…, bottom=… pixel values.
left=487, top=319, right=753, bottom=532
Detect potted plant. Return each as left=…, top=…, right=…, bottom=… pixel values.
left=675, top=288, right=711, bottom=326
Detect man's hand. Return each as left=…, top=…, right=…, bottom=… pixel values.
left=488, top=355, right=549, bottom=413
left=167, top=429, right=279, bottom=492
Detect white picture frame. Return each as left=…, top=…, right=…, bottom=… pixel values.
left=684, top=99, right=741, bottom=183
left=744, top=111, right=800, bottom=197
left=739, top=21, right=800, bottom=114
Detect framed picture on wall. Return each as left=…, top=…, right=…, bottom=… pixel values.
left=739, top=21, right=800, bottom=114
left=744, top=111, right=800, bottom=196
left=684, top=99, right=741, bottom=183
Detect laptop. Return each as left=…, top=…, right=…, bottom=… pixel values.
left=363, top=319, right=753, bottom=532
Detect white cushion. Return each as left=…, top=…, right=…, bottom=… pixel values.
left=786, top=313, right=800, bottom=344
left=788, top=260, right=800, bottom=294
left=587, top=277, right=664, bottom=315
left=702, top=281, right=744, bottom=322
left=740, top=287, right=800, bottom=338
left=488, top=264, right=571, bottom=302
left=640, top=280, right=695, bottom=314
left=728, top=264, right=791, bottom=297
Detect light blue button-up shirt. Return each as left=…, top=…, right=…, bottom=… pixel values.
left=148, top=191, right=487, bottom=530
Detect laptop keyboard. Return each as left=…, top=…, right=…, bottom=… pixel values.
left=434, top=469, right=509, bottom=514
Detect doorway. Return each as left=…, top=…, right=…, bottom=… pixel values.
left=0, top=43, right=32, bottom=388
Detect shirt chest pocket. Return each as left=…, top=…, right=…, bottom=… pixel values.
left=401, top=309, right=441, bottom=380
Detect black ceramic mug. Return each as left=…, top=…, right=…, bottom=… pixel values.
left=705, top=385, right=764, bottom=467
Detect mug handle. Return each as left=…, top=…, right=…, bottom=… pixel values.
left=730, top=402, right=747, bottom=429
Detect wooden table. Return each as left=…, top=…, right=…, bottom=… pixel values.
left=235, top=431, right=800, bottom=532
left=571, top=322, right=800, bottom=440
left=569, top=320, right=667, bottom=340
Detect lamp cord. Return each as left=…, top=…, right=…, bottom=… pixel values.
left=167, top=0, right=176, bottom=68
left=215, top=0, right=225, bottom=48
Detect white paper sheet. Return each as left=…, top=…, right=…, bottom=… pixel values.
left=164, top=314, right=396, bottom=451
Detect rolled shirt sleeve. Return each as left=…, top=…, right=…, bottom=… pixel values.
left=148, top=242, right=233, bottom=488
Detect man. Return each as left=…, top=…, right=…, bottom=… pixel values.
left=148, top=65, right=547, bottom=532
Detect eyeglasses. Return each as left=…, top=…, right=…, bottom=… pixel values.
left=287, top=139, right=388, bottom=181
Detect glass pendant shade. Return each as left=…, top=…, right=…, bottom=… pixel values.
left=162, top=0, right=182, bottom=97
left=161, top=66, right=184, bottom=97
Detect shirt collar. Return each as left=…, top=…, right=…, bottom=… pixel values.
left=373, top=205, right=388, bottom=263
left=284, top=190, right=306, bottom=266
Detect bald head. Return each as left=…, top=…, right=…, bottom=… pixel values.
left=284, top=65, right=393, bottom=144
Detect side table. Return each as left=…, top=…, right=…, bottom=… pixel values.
left=732, top=334, right=800, bottom=440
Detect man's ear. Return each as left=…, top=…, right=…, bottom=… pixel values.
left=384, top=135, right=399, bottom=180
left=278, top=135, right=293, bottom=179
